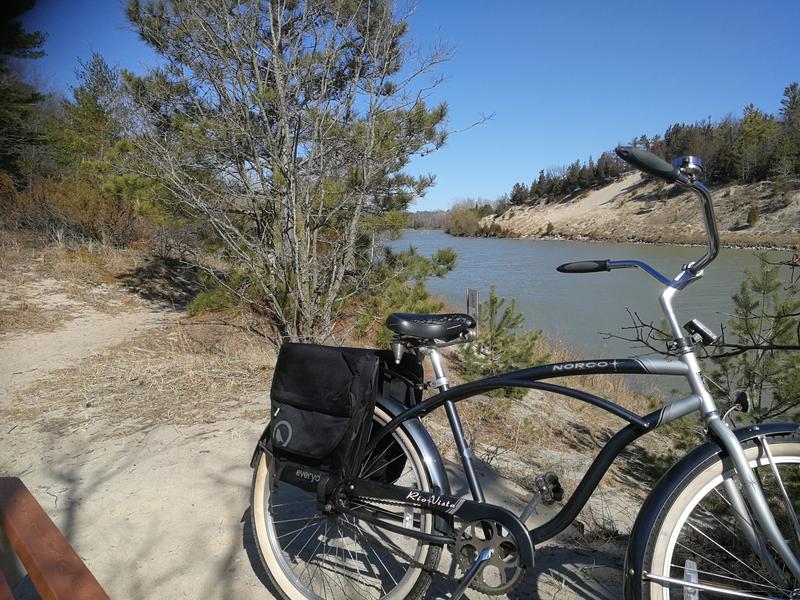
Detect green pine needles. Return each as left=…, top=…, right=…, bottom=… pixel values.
left=712, top=254, right=800, bottom=420
left=461, top=285, right=548, bottom=398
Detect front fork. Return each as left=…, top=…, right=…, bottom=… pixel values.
left=670, top=295, right=800, bottom=582
left=706, top=414, right=800, bottom=582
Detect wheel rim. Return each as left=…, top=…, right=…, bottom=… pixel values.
left=652, top=447, right=800, bottom=599
left=255, top=407, right=433, bottom=599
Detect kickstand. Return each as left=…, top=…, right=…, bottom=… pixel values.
left=449, top=547, right=493, bottom=600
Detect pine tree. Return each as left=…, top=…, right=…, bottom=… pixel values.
left=777, top=82, right=800, bottom=176
left=712, top=255, right=800, bottom=419
left=124, top=0, right=450, bottom=343
left=509, top=182, right=529, bottom=205
left=461, top=285, right=548, bottom=398
left=61, top=53, right=121, bottom=165
left=0, top=0, right=45, bottom=180
left=780, top=83, right=800, bottom=126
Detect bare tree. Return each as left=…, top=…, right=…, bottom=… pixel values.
left=123, top=0, right=450, bottom=342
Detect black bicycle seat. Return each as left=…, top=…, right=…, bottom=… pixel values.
left=385, top=312, right=476, bottom=342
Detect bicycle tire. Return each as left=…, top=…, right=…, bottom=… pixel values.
left=633, top=434, right=800, bottom=599
left=250, top=404, right=442, bottom=600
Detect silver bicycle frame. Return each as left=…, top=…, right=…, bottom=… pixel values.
left=423, top=178, right=800, bottom=582
left=661, top=274, right=800, bottom=579
left=643, top=180, right=800, bottom=580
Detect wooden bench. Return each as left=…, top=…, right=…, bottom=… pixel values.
left=0, top=477, right=109, bottom=600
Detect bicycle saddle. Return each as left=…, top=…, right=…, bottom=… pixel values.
left=385, top=312, right=476, bottom=342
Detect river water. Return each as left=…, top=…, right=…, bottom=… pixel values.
left=390, top=230, right=787, bottom=394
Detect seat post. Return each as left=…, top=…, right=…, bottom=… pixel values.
left=424, top=348, right=486, bottom=503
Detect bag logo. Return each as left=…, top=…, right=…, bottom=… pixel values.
left=273, top=420, right=293, bottom=447
left=405, top=490, right=464, bottom=514
left=295, top=469, right=321, bottom=483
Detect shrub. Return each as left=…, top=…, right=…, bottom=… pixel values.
left=5, top=175, right=140, bottom=245
left=0, top=172, right=17, bottom=227
left=187, top=271, right=248, bottom=316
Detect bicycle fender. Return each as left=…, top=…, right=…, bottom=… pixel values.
left=623, top=422, right=799, bottom=600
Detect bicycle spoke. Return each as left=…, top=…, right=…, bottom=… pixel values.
left=270, top=499, right=317, bottom=508
left=702, top=479, right=789, bottom=581
left=684, top=521, right=776, bottom=586
left=670, top=562, right=790, bottom=593
left=277, top=517, right=322, bottom=541
left=351, top=517, right=401, bottom=586
left=293, top=523, right=322, bottom=563
left=361, top=451, right=407, bottom=480
left=760, top=437, right=800, bottom=548
left=360, top=443, right=395, bottom=477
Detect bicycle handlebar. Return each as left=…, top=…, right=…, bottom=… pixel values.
left=557, top=147, right=721, bottom=285
left=615, top=146, right=687, bottom=184
left=687, top=181, right=719, bottom=274
left=556, top=260, right=610, bottom=274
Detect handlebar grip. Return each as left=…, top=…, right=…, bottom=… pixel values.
left=556, top=260, right=610, bottom=274
left=615, top=146, right=683, bottom=183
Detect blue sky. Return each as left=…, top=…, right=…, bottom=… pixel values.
left=23, top=0, right=800, bottom=211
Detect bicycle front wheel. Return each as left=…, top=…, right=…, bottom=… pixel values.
left=637, top=434, right=800, bottom=599
left=250, top=404, right=441, bottom=600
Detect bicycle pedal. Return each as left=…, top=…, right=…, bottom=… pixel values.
left=533, top=472, right=564, bottom=505
left=519, top=490, right=542, bottom=523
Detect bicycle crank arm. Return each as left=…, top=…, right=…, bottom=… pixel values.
left=450, top=547, right=493, bottom=600
left=345, top=479, right=535, bottom=570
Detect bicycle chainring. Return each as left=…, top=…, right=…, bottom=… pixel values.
left=455, top=519, right=525, bottom=594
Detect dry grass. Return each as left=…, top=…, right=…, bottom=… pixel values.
left=4, top=315, right=274, bottom=437
left=1, top=230, right=273, bottom=442
left=0, top=291, right=71, bottom=334
left=0, top=231, right=150, bottom=335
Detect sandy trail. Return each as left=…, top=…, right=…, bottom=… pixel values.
left=0, top=310, right=171, bottom=396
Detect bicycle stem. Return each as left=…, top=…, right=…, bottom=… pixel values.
left=686, top=180, right=720, bottom=275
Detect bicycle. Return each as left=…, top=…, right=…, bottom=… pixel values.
left=249, top=146, right=800, bottom=599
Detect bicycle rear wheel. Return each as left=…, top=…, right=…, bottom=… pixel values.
left=637, top=434, right=800, bottom=599
left=250, top=405, right=441, bottom=600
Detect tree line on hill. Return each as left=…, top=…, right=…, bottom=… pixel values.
left=435, top=83, right=800, bottom=237
left=504, top=82, right=800, bottom=208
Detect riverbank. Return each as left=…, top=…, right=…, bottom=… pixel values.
left=477, top=173, right=800, bottom=250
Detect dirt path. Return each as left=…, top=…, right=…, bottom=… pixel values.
left=1, top=309, right=171, bottom=395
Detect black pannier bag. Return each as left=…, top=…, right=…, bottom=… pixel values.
left=269, top=343, right=379, bottom=492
